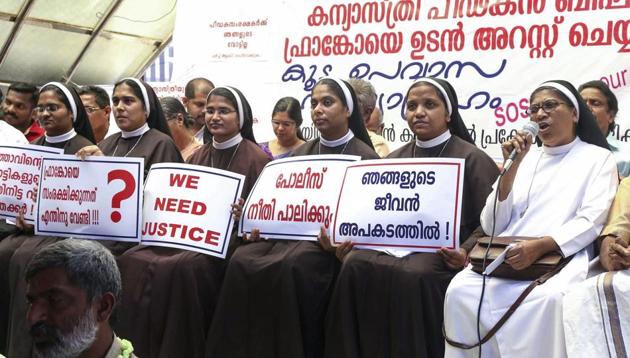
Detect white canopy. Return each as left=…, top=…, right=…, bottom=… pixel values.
left=0, top=0, right=175, bottom=86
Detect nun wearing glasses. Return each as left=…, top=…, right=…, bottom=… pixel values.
left=443, top=80, right=617, bottom=357
left=1, top=81, right=95, bottom=358
left=206, top=78, right=378, bottom=358
left=115, top=86, right=269, bottom=358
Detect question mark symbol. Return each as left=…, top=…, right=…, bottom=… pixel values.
left=107, top=170, right=136, bottom=223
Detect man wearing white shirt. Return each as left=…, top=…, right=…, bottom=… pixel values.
left=0, top=119, right=27, bottom=144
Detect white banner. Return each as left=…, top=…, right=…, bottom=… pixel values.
left=35, top=155, right=144, bottom=242
left=170, top=0, right=630, bottom=161
left=141, top=163, right=244, bottom=258
left=333, top=158, right=464, bottom=252
left=241, top=154, right=360, bottom=241
left=0, top=144, right=63, bottom=222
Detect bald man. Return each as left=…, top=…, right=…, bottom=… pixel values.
left=182, top=78, right=214, bottom=143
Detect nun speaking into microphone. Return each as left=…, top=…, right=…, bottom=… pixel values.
left=443, top=80, right=618, bottom=357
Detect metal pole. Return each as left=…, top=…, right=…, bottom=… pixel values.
left=0, top=0, right=37, bottom=70
left=63, top=0, right=125, bottom=83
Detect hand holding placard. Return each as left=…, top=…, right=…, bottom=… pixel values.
left=333, top=158, right=464, bottom=253
left=36, top=155, right=144, bottom=241
left=241, top=155, right=360, bottom=241
left=141, top=163, right=244, bottom=258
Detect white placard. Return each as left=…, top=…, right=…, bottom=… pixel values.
left=241, top=154, right=360, bottom=241
left=35, top=155, right=144, bottom=242
left=333, top=158, right=464, bottom=252
left=0, top=144, right=63, bottom=222
left=171, top=0, right=630, bottom=161
left=142, top=163, right=244, bottom=258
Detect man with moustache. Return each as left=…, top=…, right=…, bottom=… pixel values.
left=579, top=80, right=630, bottom=177
left=1, top=82, right=43, bottom=142
left=78, top=86, right=113, bottom=143
left=182, top=77, right=214, bottom=143
left=25, top=239, right=136, bottom=358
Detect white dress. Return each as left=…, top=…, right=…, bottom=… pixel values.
left=563, top=269, right=630, bottom=358
left=444, top=138, right=618, bottom=358
left=563, top=177, right=630, bottom=357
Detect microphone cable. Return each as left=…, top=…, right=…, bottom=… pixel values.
left=475, top=172, right=502, bottom=358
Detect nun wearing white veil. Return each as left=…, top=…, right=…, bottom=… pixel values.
left=443, top=80, right=618, bottom=357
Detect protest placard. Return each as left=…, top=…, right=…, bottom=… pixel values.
left=0, top=144, right=63, bottom=222
left=142, top=163, right=244, bottom=258
left=35, top=155, right=144, bottom=241
left=333, top=158, right=464, bottom=252
left=241, top=154, right=360, bottom=241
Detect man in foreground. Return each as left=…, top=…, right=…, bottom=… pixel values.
left=26, top=239, right=136, bottom=358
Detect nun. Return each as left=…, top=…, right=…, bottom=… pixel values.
left=77, top=77, right=183, bottom=177
left=31, top=82, right=95, bottom=150
left=77, top=78, right=183, bottom=259
left=443, top=80, right=618, bottom=357
left=324, top=78, right=500, bottom=358
left=114, top=86, right=270, bottom=358
left=206, top=78, right=379, bottom=358
left=2, top=82, right=96, bottom=358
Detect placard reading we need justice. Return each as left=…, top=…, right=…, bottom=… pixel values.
left=34, top=155, right=243, bottom=258
left=1, top=145, right=243, bottom=258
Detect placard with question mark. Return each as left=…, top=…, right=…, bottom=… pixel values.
left=35, top=155, right=144, bottom=242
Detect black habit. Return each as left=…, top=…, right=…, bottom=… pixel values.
left=323, top=136, right=499, bottom=358
left=114, top=139, right=269, bottom=358
left=206, top=137, right=379, bottom=358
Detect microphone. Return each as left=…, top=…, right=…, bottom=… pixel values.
left=501, top=121, right=539, bottom=175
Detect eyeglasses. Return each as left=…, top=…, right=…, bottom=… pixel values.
left=525, top=100, right=567, bottom=116
left=205, top=108, right=236, bottom=117
left=34, top=104, right=62, bottom=114
left=84, top=106, right=104, bottom=114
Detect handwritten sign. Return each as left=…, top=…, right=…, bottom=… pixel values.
left=35, top=155, right=144, bottom=241
left=241, top=154, right=360, bottom=241
left=332, top=158, right=464, bottom=252
left=0, top=144, right=63, bottom=222
left=142, top=163, right=244, bottom=258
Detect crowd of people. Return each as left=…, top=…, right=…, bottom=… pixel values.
left=0, top=75, right=628, bottom=358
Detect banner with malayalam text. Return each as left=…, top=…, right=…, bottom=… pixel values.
left=141, top=163, right=244, bottom=258
left=35, top=155, right=144, bottom=242
left=333, top=158, right=464, bottom=252
left=0, top=144, right=63, bottom=223
left=171, top=0, right=630, bottom=161
left=240, top=154, right=360, bottom=241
